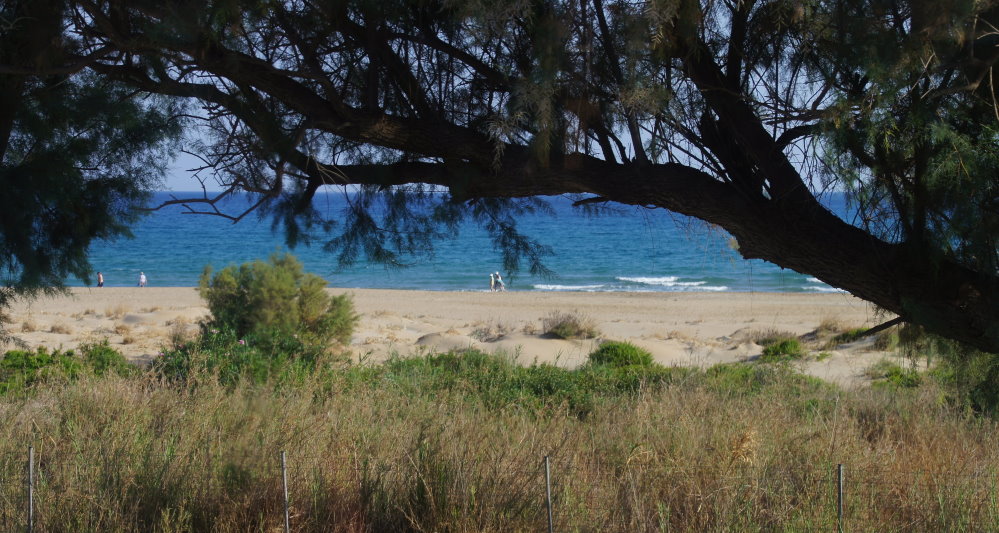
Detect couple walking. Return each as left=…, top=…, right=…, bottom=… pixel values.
left=94, top=271, right=146, bottom=287
left=489, top=271, right=506, bottom=292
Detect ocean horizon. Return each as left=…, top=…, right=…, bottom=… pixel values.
left=72, top=191, right=850, bottom=294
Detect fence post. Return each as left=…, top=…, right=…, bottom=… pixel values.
left=544, top=455, right=554, bottom=533
left=26, top=446, right=33, bottom=533
left=836, top=463, right=844, bottom=533
left=281, top=451, right=290, bottom=533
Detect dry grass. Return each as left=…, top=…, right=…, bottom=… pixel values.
left=816, top=316, right=844, bottom=336
left=20, top=320, right=37, bottom=333
left=471, top=320, right=515, bottom=342
left=49, top=322, right=73, bottom=335
left=104, top=304, right=130, bottom=319
left=168, top=318, right=195, bottom=348
left=746, top=328, right=799, bottom=345
left=542, top=310, right=599, bottom=339
left=0, top=363, right=997, bottom=531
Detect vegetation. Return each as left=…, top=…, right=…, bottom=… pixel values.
left=199, top=253, right=358, bottom=346
left=149, top=253, right=359, bottom=386
left=748, top=329, right=799, bottom=347
left=925, top=338, right=999, bottom=414
left=0, top=0, right=181, bottom=316
left=0, top=340, right=132, bottom=395
left=866, top=360, right=922, bottom=389
left=542, top=310, right=599, bottom=340
left=588, top=341, right=653, bottom=368
left=153, top=327, right=336, bottom=386
left=831, top=328, right=869, bottom=346
left=760, top=337, right=807, bottom=362
left=0, top=344, right=996, bottom=530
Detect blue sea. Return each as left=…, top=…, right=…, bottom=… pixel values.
left=71, top=191, right=849, bottom=293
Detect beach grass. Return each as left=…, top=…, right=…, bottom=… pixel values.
left=0, top=344, right=997, bottom=531
left=542, top=310, right=599, bottom=339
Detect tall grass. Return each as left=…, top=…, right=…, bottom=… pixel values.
left=0, top=350, right=997, bottom=531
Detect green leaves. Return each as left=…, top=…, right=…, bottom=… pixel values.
left=198, top=252, right=358, bottom=346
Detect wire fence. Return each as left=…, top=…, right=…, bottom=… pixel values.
left=1, top=445, right=997, bottom=532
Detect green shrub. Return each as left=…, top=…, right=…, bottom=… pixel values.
left=0, top=342, right=133, bottom=394
left=199, top=252, right=358, bottom=346
left=80, top=340, right=134, bottom=376
left=355, top=349, right=693, bottom=418
left=153, top=327, right=333, bottom=385
left=925, top=341, right=999, bottom=413
left=701, top=363, right=830, bottom=397
left=760, top=337, right=806, bottom=361
left=542, top=310, right=599, bottom=339
left=589, top=341, right=653, bottom=367
left=866, top=360, right=922, bottom=389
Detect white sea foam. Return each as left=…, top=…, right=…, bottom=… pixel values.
left=614, top=277, right=728, bottom=291
left=533, top=284, right=605, bottom=291
left=617, top=276, right=707, bottom=287
left=804, top=276, right=845, bottom=292
left=804, top=286, right=847, bottom=293
left=617, top=276, right=679, bottom=285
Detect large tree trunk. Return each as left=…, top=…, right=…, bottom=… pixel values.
left=597, top=165, right=999, bottom=354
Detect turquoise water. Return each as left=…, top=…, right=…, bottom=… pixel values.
left=74, top=191, right=847, bottom=293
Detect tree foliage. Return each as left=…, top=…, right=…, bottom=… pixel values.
left=199, top=252, right=358, bottom=345
left=1, top=0, right=998, bottom=352
left=0, top=0, right=181, bottom=312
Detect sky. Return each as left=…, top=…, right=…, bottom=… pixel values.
left=162, top=152, right=219, bottom=192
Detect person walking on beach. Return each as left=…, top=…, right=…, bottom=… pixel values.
left=97, top=272, right=104, bottom=288
left=490, top=272, right=496, bottom=291
left=138, top=272, right=147, bottom=287
left=494, top=271, right=506, bottom=291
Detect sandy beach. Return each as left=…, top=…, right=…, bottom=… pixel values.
left=3, top=287, right=895, bottom=386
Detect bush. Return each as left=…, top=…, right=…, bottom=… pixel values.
left=924, top=338, right=999, bottom=413
left=701, top=363, right=830, bottom=397
left=79, top=340, right=135, bottom=377
left=199, top=253, right=358, bottom=346
left=749, top=328, right=798, bottom=346
left=153, top=327, right=341, bottom=385
left=357, top=349, right=693, bottom=419
left=866, top=360, right=922, bottom=389
left=542, top=310, right=599, bottom=339
left=0, top=342, right=133, bottom=394
left=589, top=341, right=653, bottom=367
left=760, top=337, right=806, bottom=362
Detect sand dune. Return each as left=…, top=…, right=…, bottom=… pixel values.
left=3, top=287, right=896, bottom=386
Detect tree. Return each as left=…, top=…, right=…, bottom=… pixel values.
left=0, top=0, right=181, bottom=342
left=199, top=252, right=358, bottom=345
left=2, top=0, right=998, bottom=353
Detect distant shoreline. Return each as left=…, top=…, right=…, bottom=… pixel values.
left=60, top=284, right=847, bottom=294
